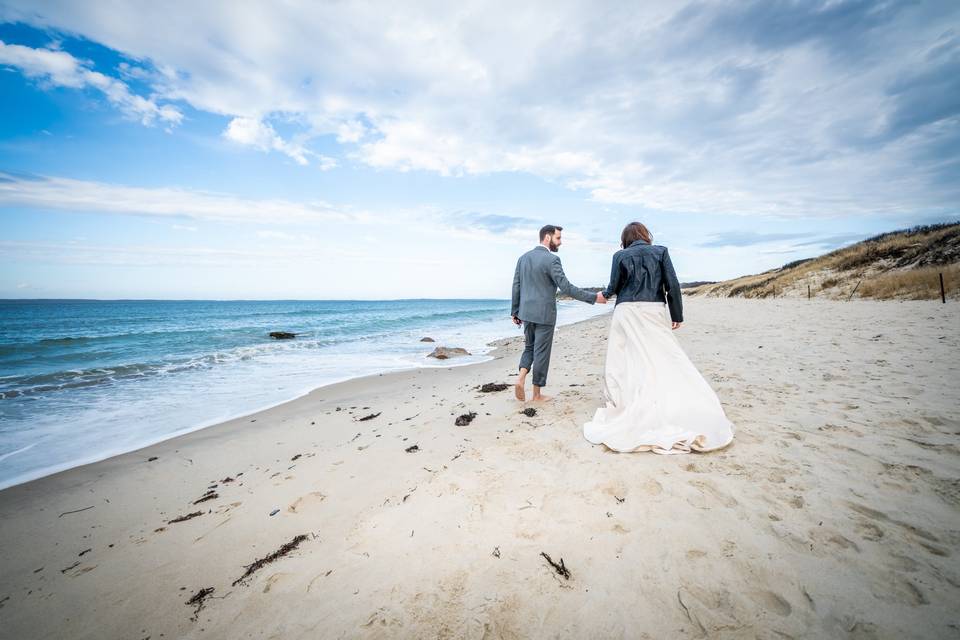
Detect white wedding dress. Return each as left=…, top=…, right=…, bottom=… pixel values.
left=583, top=301, right=734, bottom=454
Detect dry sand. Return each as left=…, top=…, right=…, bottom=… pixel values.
left=0, top=298, right=958, bottom=639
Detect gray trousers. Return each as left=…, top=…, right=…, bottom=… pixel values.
left=519, top=321, right=555, bottom=387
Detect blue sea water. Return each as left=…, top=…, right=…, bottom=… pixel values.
left=0, top=298, right=610, bottom=489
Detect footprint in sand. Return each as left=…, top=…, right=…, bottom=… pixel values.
left=288, top=491, right=327, bottom=513
left=929, top=476, right=960, bottom=508
left=602, top=484, right=629, bottom=499
left=826, top=533, right=860, bottom=552
left=262, top=572, right=292, bottom=594
left=686, top=480, right=738, bottom=509
left=639, top=478, right=663, bottom=496
left=918, top=541, right=951, bottom=557
left=748, top=590, right=792, bottom=617
left=851, top=518, right=891, bottom=543
left=767, top=471, right=787, bottom=484
left=872, top=578, right=927, bottom=606
left=678, top=585, right=740, bottom=630
left=888, top=553, right=921, bottom=572
left=818, top=423, right=863, bottom=437
left=847, top=501, right=943, bottom=548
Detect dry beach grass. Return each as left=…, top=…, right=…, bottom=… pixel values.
left=0, top=298, right=957, bottom=639
left=857, top=263, right=960, bottom=301
left=687, top=223, right=960, bottom=301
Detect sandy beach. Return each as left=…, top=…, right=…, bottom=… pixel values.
left=0, top=297, right=958, bottom=639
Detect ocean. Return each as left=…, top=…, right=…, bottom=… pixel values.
left=0, top=298, right=610, bottom=489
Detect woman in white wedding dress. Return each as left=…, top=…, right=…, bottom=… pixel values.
left=583, top=222, right=734, bottom=454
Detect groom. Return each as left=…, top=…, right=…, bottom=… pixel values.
left=511, top=225, right=606, bottom=402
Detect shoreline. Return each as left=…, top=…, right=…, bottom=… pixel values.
left=0, top=306, right=610, bottom=492
left=0, top=310, right=605, bottom=496
left=1, top=298, right=957, bottom=639
left=0, top=344, right=501, bottom=493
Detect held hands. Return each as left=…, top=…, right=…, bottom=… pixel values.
left=596, top=292, right=607, bottom=304
left=512, top=316, right=522, bottom=326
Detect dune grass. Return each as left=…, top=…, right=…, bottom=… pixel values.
left=686, top=222, right=960, bottom=301
left=858, top=263, right=959, bottom=300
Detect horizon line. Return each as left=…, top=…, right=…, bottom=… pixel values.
left=0, top=297, right=518, bottom=302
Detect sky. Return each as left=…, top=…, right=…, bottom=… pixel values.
left=0, top=0, right=957, bottom=300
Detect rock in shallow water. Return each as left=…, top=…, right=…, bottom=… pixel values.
left=427, top=346, right=471, bottom=359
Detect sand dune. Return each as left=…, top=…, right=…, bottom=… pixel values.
left=0, top=298, right=957, bottom=639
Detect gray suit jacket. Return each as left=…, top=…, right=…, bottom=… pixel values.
left=511, top=246, right=596, bottom=325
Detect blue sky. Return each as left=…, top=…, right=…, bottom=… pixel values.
left=0, top=1, right=957, bottom=299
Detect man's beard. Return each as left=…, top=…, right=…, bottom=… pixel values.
left=549, top=240, right=560, bottom=252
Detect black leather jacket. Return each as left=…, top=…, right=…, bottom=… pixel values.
left=602, top=240, right=683, bottom=322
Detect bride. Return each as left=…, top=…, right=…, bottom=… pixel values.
left=584, top=222, right=734, bottom=454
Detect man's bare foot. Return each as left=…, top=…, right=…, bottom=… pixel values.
left=515, top=382, right=526, bottom=401
left=532, top=394, right=552, bottom=403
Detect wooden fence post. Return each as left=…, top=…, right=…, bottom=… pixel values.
left=940, top=272, right=946, bottom=304
left=808, top=284, right=811, bottom=300
left=847, top=279, right=862, bottom=302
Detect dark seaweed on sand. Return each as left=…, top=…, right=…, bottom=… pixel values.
left=232, top=534, right=309, bottom=586
left=478, top=383, right=509, bottom=392
left=193, top=491, right=218, bottom=505
left=185, top=587, right=214, bottom=620
left=540, top=552, right=571, bottom=579
left=168, top=511, right=204, bottom=524
left=455, top=412, right=477, bottom=426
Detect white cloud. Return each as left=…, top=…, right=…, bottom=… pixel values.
left=336, top=119, right=367, bottom=143
left=1, top=2, right=958, bottom=216
left=0, top=173, right=366, bottom=224
left=222, top=116, right=338, bottom=168
left=0, top=39, right=182, bottom=127
left=315, top=155, right=338, bottom=171
left=224, top=116, right=309, bottom=166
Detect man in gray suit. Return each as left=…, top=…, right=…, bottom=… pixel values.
left=511, top=225, right=606, bottom=402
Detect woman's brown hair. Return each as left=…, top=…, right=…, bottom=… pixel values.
left=620, top=222, right=652, bottom=249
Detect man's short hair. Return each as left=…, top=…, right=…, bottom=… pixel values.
left=539, top=224, right=563, bottom=241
